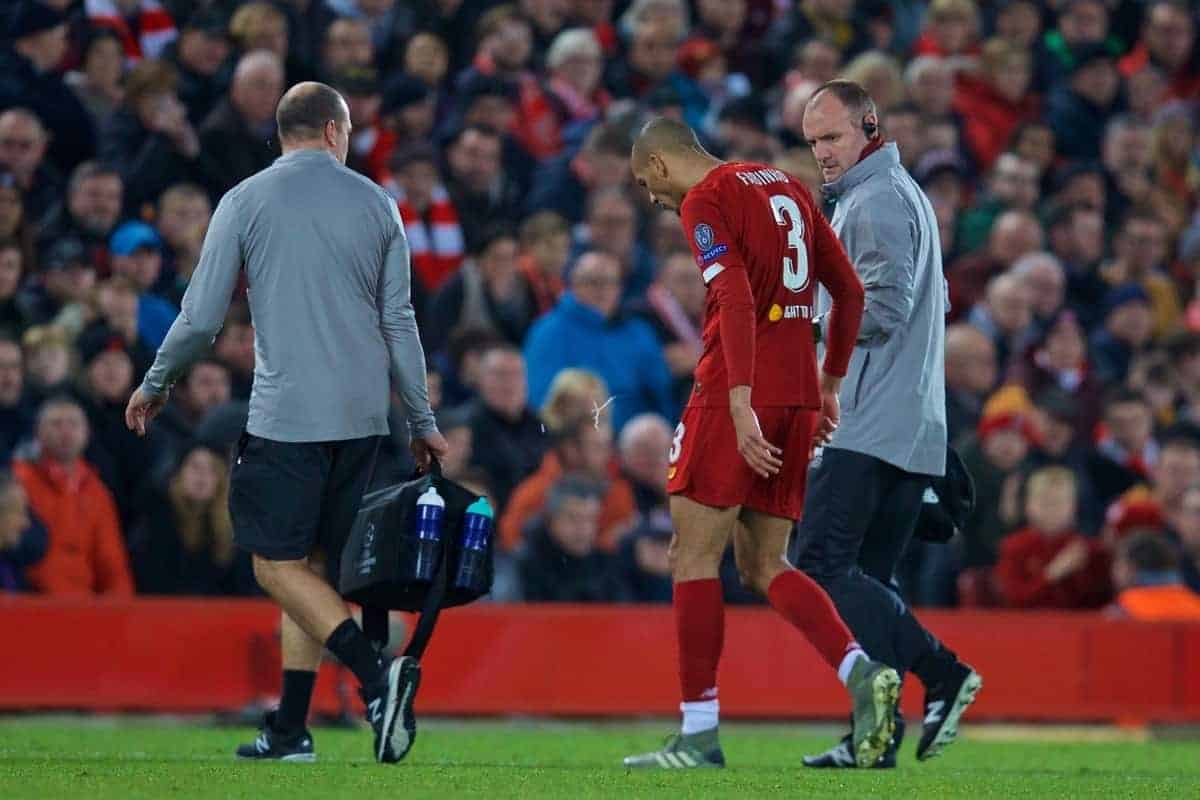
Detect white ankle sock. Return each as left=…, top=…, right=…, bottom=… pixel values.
left=838, top=647, right=867, bottom=686
left=680, top=699, right=719, bottom=735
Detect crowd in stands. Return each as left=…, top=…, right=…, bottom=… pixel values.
left=1, top=0, right=1200, bottom=619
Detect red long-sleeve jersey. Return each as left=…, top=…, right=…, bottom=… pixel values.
left=679, top=162, right=864, bottom=409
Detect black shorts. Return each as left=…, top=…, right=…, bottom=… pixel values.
left=229, top=432, right=381, bottom=579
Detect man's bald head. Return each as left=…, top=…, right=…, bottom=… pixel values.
left=276, top=81, right=348, bottom=143
left=631, top=116, right=705, bottom=172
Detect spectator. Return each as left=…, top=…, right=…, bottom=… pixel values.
left=914, top=0, right=981, bottom=64
left=99, top=59, right=202, bottom=214
left=957, top=153, right=1040, bottom=254
left=197, top=49, right=284, bottom=199
left=994, top=0, right=1041, bottom=51
left=500, top=414, right=636, bottom=552
left=954, top=39, right=1038, bottom=172
left=1009, top=118, right=1057, bottom=179
left=166, top=9, right=232, bottom=126
left=1117, top=0, right=1199, bottom=103
left=1045, top=44, right=1122, bottom=161
left=38, top=160, right=124, bottom=272
left=1037, top=0, right=1119, bottom=87
left=538, top=367, right=610, bottom=434
left=525, top=251, right=674, bottom=432
left=1027, top=387, right=1103, bottom=533
left=616, top=505, right=673, bottom=602
left=321, top=17, right=374, bottom=76
left=0, top=470, right=45, bottom=592
left=1110, top=532, right=1200, bottom=620
left=154, top=182, right=210, bottom=300
left=84, top=0, right=178, bottom=63
left=12, top=396, right=132, bottom=595
left=518, top=210, right=570, bottom=317
left=0, top=240, right=32, bottom=337
left=329, top=67, right=386, bottom=179
left=572, top=186, right=656, bottom=301
left=0, top=338, right=34, bottom=461
left=958, top=390, right=1036, bottom=568
left=1011, top=251, right=1067, bottom=333
left=20, top=325, right=73, bottom=406
left=0, top=171, right=36, bottom=271
left=230, top=2, right=309, bottom=86
left=1099, top=208, right=1181, bottom=338
left=441, top=124, right=523, bottom=248
left=1012, top=309, right=1102, bottom=444
left=1103, top=432, right=1200, bottom=542
left=146, top=356, right=231, bottom=482
left=1089, top=284, right=1155, bottom=385
left=431, top=407, right=472, bottom=482
left=905, top=56, right=957, bottom=122
left=401, top=30, right=451, bottom=95
left=0, top=108, right=62, bottom=226
left=451, top=74, right=538, bottom=197
left=426, top=224, right=535, bottom=355
left=995, top=466, right=1112, bottom=609
left=1101, top=115, right=1154, bottom=218
left=1045, top=203, right=1107, bottom=326
left=0, top=1, right=97, bottom=172
left=628, top=250, right=704, bottom=409
left=769, top=0, right=868, bottom=68
left=73, top=323, right=159, bottom=523
left=950, top=208, right=1044, bottom=314
left=1088, top=387, right=1158, bottom=508
left=213, top=302, right=253, bottom=401
left=1148, top=102, right=1196, bottom=217
left=1167, top=484, right=1200, bottom=594
left=128, top=443, right=256, bottom=595
left=617, top=412, right=672, bottom=514
left=517, top=27, right=610, bottom=160
left=90, top=276, right=155, bottom=377
left=609, top=14, right=706, bottom=124
left=967, top=271, right=1035, bottom=371
left=386, top=143, right=464, bottom=305
left=526, top=121, right=631, bottom=225
left=517, top=475, right=628, bottom=602
left=881, top=102, right=922, bottom=169
left=108, top=220, right=177, bottom=348
left=65, top=30, right=125, bottom=128
left=460, top=343, right=548, bottom=509
left=944, top=323, right=998, bottom=444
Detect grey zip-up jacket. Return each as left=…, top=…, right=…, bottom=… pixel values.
left=141, top=148, right=437, bottom=443
left=816, top=142, right=946, bottom=476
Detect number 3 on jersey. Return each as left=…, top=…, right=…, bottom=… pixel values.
left=770, top=194, right=809, bottom=292
left=669, top=422, right=685, bottom=464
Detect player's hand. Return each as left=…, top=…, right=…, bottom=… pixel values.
left=730, top=404, right=782, bottom=479
left=125, top=387, right=167, bottom=437
left=411, top=430, right=450, bottom=472
left=812, top=373, right=842, bottom=455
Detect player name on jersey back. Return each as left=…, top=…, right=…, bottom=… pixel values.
left=734, top=168, right=789, bottom=187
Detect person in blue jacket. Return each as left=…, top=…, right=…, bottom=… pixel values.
left=525, top=250, right=675, bottom=433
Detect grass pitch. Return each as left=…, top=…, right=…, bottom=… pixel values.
left=1, top=718, right=1196, bottom=799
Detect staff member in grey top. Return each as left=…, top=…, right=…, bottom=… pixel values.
left=125, top=82, right=447, bottom=766
left=792, top=81, right=981, bottom=768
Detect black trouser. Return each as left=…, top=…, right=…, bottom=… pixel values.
left=789, top=448, right=955, bottom=686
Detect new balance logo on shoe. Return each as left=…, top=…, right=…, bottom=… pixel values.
left=367, top=698, right=383, bottom=725
left=925, top=700, right=945, bottom=725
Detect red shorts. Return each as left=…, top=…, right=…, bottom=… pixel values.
left=666, top=405, right=818, bottom=521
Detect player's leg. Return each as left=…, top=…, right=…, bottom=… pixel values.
left=273, top=550, right=328, bottom=741
left=623, top=494, right=736, bottom=769
left=735, top=510, right=899, bottom=768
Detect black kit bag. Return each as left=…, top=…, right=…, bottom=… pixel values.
left=339, top=459, right=493, bottom=657
left=914, top=444, right=977, bottom=543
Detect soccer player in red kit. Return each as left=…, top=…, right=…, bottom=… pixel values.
left=622, top=117, right=900, bottom=770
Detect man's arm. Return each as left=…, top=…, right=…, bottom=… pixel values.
left=380, top=203, right=437, bottom=439
left=844, top=194, right=917, bottom=345
left=140, top=190, right=243, bottom=396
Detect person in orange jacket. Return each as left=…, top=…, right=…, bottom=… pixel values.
left=1110, top=531, right=1200, bottom=621
left=12, top=395, right=133, bottom=595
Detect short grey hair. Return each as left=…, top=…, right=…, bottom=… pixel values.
left=903, top=55, right=951, bottom=87
left=1011, top=251, right=1064, bottom=280
left=618, top=412, right=672, bottom=458
left=546, top=28, right=601, bottom=71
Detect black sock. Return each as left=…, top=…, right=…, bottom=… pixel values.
left=325, top=619, right=386, bottom=688
left=275, top=669, right=316, bottom=735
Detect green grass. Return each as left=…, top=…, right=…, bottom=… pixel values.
left=1, top=719, right=1196, bottom=799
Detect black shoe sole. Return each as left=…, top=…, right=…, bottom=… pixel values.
left=236, top=752, right=316, bottom=763
left=918, top=670, right=983, bottom=761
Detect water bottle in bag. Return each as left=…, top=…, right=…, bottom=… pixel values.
left=413, top=486, right=445, bottom=581
left=454, top=497, right=493, bottom=593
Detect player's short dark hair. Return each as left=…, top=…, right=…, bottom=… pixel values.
left=1118, top=532, right=1178, bottom=574
left=630, top=116, right=704, bottom=170
left=276, top=82, right=348, bottom=143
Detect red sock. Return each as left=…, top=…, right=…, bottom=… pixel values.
left=674, top=578, right=724, bottom=702
left=766, top=570, right=857, bottom=670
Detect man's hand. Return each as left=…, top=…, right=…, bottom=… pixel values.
left=125, top=387, right=168, bottom=437
left=812, top=372, right=841, bottom=455
left=411, top=430, right=450, bottom=472
left=729, top=386, right=782, bottom=479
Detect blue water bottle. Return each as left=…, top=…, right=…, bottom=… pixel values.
left=412, top=485, right=445, bottom=582
left=454, top=497, right=493, bottom=593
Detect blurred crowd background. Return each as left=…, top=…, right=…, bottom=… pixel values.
left=1, top=0, right=1199, bottom=617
